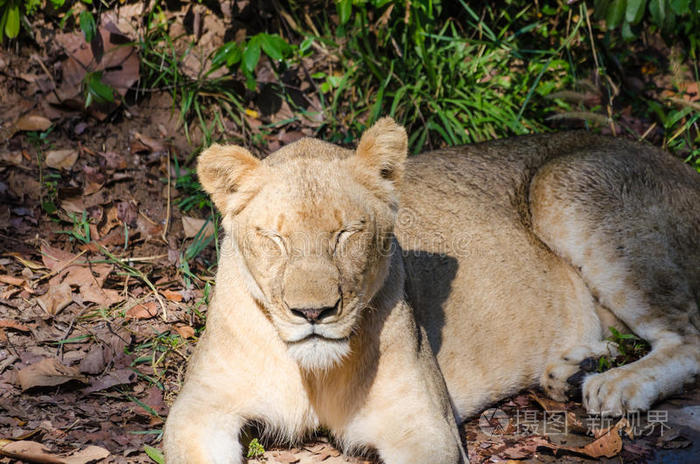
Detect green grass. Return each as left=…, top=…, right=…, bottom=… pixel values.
left=25, top=127, right=61, bottom=214
left=144, top=445, right=165, bottom=464
left=128, top=329, right=188, bottom=387
left=312, top=1, right=579, bottom=151
left=57, top=211, right=91, bottom=244
left=170, top=156, right=220, bottom=285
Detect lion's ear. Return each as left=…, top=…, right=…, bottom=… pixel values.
left=197, top=144, right=261, bottom=213
left=354, top=117, right=408, bottom=188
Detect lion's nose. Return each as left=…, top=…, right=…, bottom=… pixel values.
left=290, top=304, right=337, bottom=323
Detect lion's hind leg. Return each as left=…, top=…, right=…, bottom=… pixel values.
left=530, top=146, right=700, bottom=416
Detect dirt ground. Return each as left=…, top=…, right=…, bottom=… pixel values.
left=0, top=9, right=699, bottom=464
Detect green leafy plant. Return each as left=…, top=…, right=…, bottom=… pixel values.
left=144, top=445, right=165, bottom=464
left=78, top=8, right=95, bottom=42
left=0, top=0, right=21, bottom=40
left=210, top=32, right=295, bottom=90
left=593, top=0, right=700, bottom=53
left=83, top=70, right=115, bottom=108
left=608, top=326, right=650, bottom=359
left=246, top=438, right=265, bottom=458
left=597, top=326, right=651, bottom=371
left=0, top=0, right=92, bottom=41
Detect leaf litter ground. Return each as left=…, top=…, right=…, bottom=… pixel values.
left=0, top=7, right=699, bottom=464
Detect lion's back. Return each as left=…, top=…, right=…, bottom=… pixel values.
left=396, top=132, right=700, bottom=417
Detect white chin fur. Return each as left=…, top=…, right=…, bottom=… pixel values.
left=287, top=337, right=351, bottom=371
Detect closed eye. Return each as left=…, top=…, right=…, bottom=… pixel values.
left=333, top=223, right=365, bottom=252
left=257, top=229, right=286, bottom=254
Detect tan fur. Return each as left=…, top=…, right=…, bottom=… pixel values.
left=164, top=119, right=700, bottom=463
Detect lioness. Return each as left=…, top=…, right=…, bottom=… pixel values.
left=164, top=118, right=699, bottom=464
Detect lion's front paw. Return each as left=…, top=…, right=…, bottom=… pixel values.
left=582, top=368, right=656, bottom=416
left=541, top=360, right=583, bottom=401
left=163, top=402, right=243, bottom=464
left=541, top=343, right=614, bottom=402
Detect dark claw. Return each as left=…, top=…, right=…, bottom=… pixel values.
left=578, top=356, right=598, bottom=372
left=566, top=370, right=587, bottom=386
left=565, top=370, right=587, bottom=401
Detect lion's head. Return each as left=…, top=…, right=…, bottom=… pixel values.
left=197, top=118, right=408, bottom=370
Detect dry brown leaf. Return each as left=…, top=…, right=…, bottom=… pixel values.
left=162, top=289, right=183, bottom=302
left=45, top=149, right=78, bottom=170
left=0, top=439, right=64, bottom=463
left=278, top=130, right=306, bottom=146
left=40, top=243, right=121, bottom=309
left=528, top=390, right=587, bottom=434
left=78, top=345, right=107, bottom=375
left=182, top=216, right=214, bottom=239
left=0, top=151, right=24, bottom=166
left=62, top=445, right=110, bottom=464
left=15, top=114, right=52, bottom=132
left=542, top=418, right=627, bottom=459
left=17, top=358, right=88, bottom=391
left=80, top=228, right=125, bottom=253
left=55, top=27, right=139, bottom=103
left=174, top=325, right=195, bottom=339
left=0, top=440, right=109, bottom=464
left=133, top=132, right=167, bottom=153
left=136, top=215, right=163, bottom=241
left=268, top=99, right=295, bottom=125
left=7, top=171, right=41, bottom=200
left=271, top=451, right=300, bottom=464
left=102, top=4, right=143, bottom=40
left=89, top=224, right=100, bottom=241
left=40, top=242, right=77, bottom=273
left=64, top=265, right=121, bottom=307
left=36, top=281, right=73, bottom=315
left=99, top=206, right=122, bottom=235
left=82, top=368, right=137, bottom=395
left=498, top=435, right=553, bottom=460
left=98, top=151, right=127, bottom=170
left=306, top=443, right=341, bottom=460
left=83, top=180, right=104, bottom=196
left=116, top=200, right=138, bottom=226
left=376, top=3, right=395, bottom=27
left=655, top=429, right=692, bottom=449
left=8, top=253, right=43, bottom=270
left=528, top=390, right=567, bottom=411
left=0, top=275, right=25, bottom=287
left=0, top=319, right=31, bottom=332
left=61, top=197, right=86, bottom=214
left=126, top=301, right=159, bottom=319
